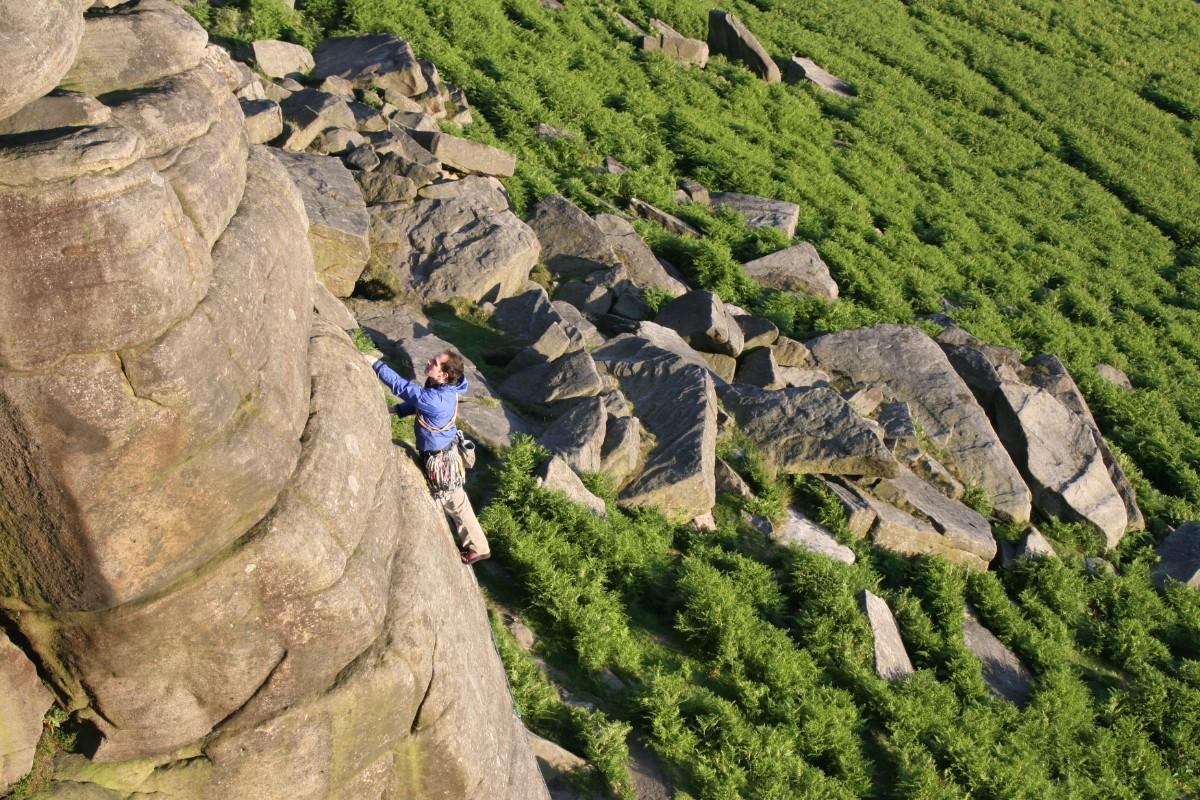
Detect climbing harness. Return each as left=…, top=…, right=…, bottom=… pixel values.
left=416, top=390, right=474, bottom=496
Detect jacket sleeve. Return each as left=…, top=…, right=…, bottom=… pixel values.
left=371, top=360, right=423, bottom=404
left=392, top=401, right=416, bottom=417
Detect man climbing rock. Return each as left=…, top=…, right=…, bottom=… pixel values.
left=363, top=347, right=491, bottom=565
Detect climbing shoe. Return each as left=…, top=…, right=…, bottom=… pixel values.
left=461, top=547, right=491, bottom=566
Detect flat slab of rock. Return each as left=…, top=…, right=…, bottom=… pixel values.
left=528, top=194, right=624, bottom=278
left=0, top=89, right=110, bottom=136
left=962, top=607, right=1032, bottom=705
left=629, top=197, right=700, bottom=237
left=0, top=632, right=53, bottom=793
left=63, top=0, right=208, bottom=96
left=535, top=455, right=606, bottom=518
left=350, top=302, right=540, bottom=451
left=845, top=482, right=992, bottom=570
left=409, top=130, right=516, bottom=177
left=1026, top=354, right=1143, bottom=532
left=593, top=335, right=717, bottom=519
left=823, top=478, right=877, bottom=538
left=742, top=243, right=838, bottom=299
left=809, top=325, right=1031, bottom=522
left=719, top=384, right=898, bottom=477
left=784, top=56, right=855, bottom=97
left=706, top=9, right=780, bottom=82
left=866, top=466, right=996, bottom=566
left=273, top=149, right=369, bottom=297
left=312, top=34, right=427, bottom=101
left=996, top=381, right=1127, bottom=549
left=655, top=291, right=744, bottom=356
left=251, top=39, right=314, bottom=79
left=368, top=195, right=539, bottom=304
left=709, top=191, right=799, bottom=238
left=858, top=590, right=913, bottom=681
left=1152, top=521, right=1200, bottom=588
left=772, top=509, right=855, bottom=564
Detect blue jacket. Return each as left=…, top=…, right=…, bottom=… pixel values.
left=371, top=359, right=467, bottom=453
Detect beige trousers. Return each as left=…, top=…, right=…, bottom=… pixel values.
left=441, top=485, right=489, bottom=555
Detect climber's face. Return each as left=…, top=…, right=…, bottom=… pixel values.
left=425, top=352, right=451, bottom=383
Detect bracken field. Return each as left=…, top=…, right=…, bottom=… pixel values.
left=191, top=1, right=1200, bottom=797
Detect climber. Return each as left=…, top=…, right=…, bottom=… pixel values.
left=362, top=347, right=491, bottom=566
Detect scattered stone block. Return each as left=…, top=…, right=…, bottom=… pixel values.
left=822, top=478, right=877, bottom=538
left=710, top=191, right=799, bottom=238
left=1152, top=521, right=1200, bottom=589
left=240, top=98, right=283, bottom=145
left=540, top=396, right=607, bottom=473
left=536, top=456, right=607, bottom=518
left=772, top=509, right=855, bottom=564
left=962, top=607, right=1032, bottom=705
left=277, top=88, right=357, bottom=151
left=784, top=56, right=855, bottom=97
left=313, top=34, right=427, bottom=102
left=1095, top=363, right=1132, bottom=389
left=715, top=458, right=753, bottom=497
left=629, top=197, right=701, bottom=237
left=735, top=347, right=783, bottom=389
left=250, top=38, right=314, bottom=79
left=409, top=130, right=516, bottom=176
left=706, top=9, right=780, bottom=82
left=655, top=291, right=744, bottom=357
left=858, top=590, right=913, bottom=681
left=999, top=526, right=1057, bottom=566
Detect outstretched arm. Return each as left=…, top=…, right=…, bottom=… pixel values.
left=362, top=352, right=424, bottom=404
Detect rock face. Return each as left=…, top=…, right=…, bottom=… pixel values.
left=593, top=334, right=717, bottom=519
left=0, top=11, right=548, bottom=797
left=369, top=196, right=539, bottom=304
left=0, top=631, right=53, bottom=794
left=706, top=10, right=780, bottom=82
left=866, top=467, right=996, bottom=566
left=273, top=149, right=370, bottom=297
left=1152, top=521, right=1200, bottom=588
left=0, top=0, right=84, bottom=122
left=719, top=384, right=899, bottom=477
left=809, top=325, right=1032, bottom=522
left=540, top=396, right=607, bottom=473
left=592, top=215, right=687, bottom=293
left=858, top=591, right=913, bottom=682
left=741, top=243, right=838, bottom=299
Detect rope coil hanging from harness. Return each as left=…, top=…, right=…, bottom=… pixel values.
left=418, top=392, right=464, bottom=498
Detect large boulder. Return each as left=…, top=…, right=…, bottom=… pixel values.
left=995, top=381, right=1127, bottom=549
left=1025, top=354, right=1144, bottom=532
left=718, top=384, right=899, bottom=477
left=1152, top=521, right=1200, bottom=589
left=528, top=194, right=624, bottom=278
left=273, top=149, right=370, bottom=297
left=539, top=396, right=607, bottom=473
left=312, top=34, right=428, bottom=102
left=103, top=62, right=249, bottom=247
left=593, top=334, right=717, bottom=519
left=709, top=191, right=799, bottom=238
left=0, top=0, right=84, bottom=123
left=600, top=414, right=642, bottom=488
left=0, top=147, right=310, bottom=612
left=809, top=325, right=1032, bottom=522
left=706, top=9, right=780, bottom=82
left=741, top=243, right=838, bottom=299
left=368, top=195, right=539, bottom=304
left=858, top=590, right=913, bottom=682
left=250, top=39, right=314, bottom=79
left=350, top=302, right=541, bottom=451
left=0, top=632, right=53, bottom=793
left=241, top=98, right=283, bottom=144
left=62, top=0, right=209, bottom=96
left=655, top=291, right=744, bottom=356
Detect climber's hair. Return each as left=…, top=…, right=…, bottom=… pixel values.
left=440, top=349, right=465, bottom=385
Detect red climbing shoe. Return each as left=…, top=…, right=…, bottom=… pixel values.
left=461, top=547, right=491, bottom=566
